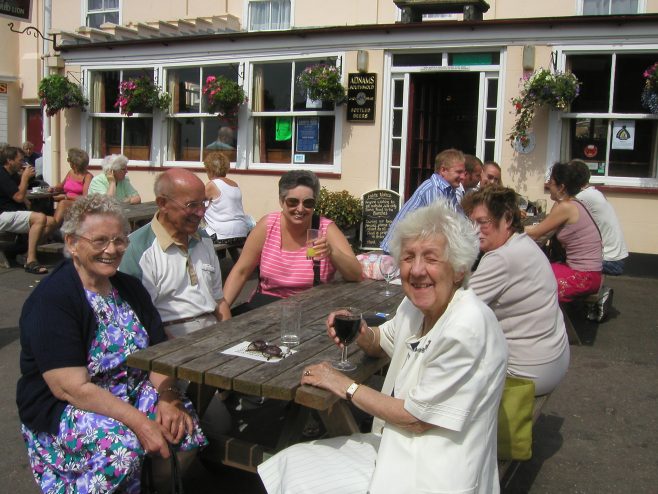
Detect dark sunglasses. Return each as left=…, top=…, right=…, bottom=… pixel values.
left=246, top=340, right=290, bottom=360
left=284, top=197, right=316, bottom=209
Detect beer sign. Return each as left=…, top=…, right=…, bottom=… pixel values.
left=347, top=73, right=376, bottom=122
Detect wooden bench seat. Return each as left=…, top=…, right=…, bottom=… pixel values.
left=37, top=242, right=65, bottom=254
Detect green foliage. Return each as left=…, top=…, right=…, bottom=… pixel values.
left=38, top=75, right=87, bottom=116
left=297, top=64, right=346, bottom=103
left=641, top=62, right=658, bottom=113
left=115, top=77, right=171, bottom=116
left=315, top=187, right=362, bottom=230
left=509, top=69, right=580, bottom=147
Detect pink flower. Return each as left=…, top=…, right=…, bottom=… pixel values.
left=206, top=75, right=216, bottom=84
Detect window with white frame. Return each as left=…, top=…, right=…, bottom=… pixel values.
left=579, top=0, right=642, bottom=15
left=248, top=0, right=291, bottom=31
left=166, top=65, right=241, bottom=163
left=85, top=0, right=120, bottom=28
left=251, top=59, right=339, bottom=167
left=88, top=69, right=156, bottom=161
left=559, top=52, right=658, bottom=182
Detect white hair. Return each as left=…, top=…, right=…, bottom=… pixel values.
left=101, top=154, right=129, bottom=173
left=388, top=199, right=479, bottom=285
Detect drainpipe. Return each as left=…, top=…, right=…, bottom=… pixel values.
left=42, top=0, right=57, bottom=185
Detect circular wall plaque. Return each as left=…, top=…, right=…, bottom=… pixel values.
left=514, top=132, right=536, bottom=154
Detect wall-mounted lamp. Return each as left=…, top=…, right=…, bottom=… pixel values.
left=357, top=50, right=369, bottom=73
left=522, top=45, right=535, bottom=71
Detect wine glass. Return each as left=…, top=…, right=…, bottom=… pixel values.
left=378, top=255, right=399, bottom=296
left=332, top=307, right=361, bottom=372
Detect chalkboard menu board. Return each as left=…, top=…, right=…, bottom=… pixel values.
left=361, top=189, right=400, bottom=250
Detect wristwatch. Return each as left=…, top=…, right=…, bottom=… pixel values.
left=345, top=382, right=360, bottom=401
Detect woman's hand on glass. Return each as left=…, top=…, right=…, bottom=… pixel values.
left=156, top=399, right=194, bottom=444
left=308, top=234, right=331, bottom=260
left=326, top=310, right=366, bottom=349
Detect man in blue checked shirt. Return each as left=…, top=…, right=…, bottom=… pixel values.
left=380, top=148, right=466, bottom=253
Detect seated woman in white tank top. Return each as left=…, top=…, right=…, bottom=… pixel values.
left=203, top=152, right=251, bottom=243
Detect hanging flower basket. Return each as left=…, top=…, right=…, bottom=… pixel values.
left=202, top=75, right=246, bottom=117
left=38, top=74, right=88, bottom=117
left=509, top=68, right=581, bottom=148
left=297, top=64, right=346, bottom=104
left=114, top=77, right=171, bottom=116
left=640, top=62, right=658, bottom=114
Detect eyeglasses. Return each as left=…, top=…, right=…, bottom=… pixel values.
left=246, top=340, right=291, bottom=360
left=75, top=234, right=130, bottom=252
left=164, top=196, right=212, bottom=211
left=471, top=217, right=494, bottom=229
left=284, top=197, right=316, bottom=209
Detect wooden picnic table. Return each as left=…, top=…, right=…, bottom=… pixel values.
left=127, top=279, right=405, bottom=471
left=122, top=201, right=158, bottom=229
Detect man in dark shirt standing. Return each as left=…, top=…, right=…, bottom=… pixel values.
left=0, top=147, right=56, bottom=274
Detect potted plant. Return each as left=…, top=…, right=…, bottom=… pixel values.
left=641, top=62, right=658, bottom=114
left=202, top=75, right=246, bottom=117
left=297, top=64, right=346, bottom=104
left=315, top=187, right=363, bottom=247
left=114, top=76, right=171, bottom=116
left=38, top=74, right=88, bottom=117
left=509, top=68, right=581, bottom=148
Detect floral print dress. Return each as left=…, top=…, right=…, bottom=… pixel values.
left=21, top=288, right=207, bottom=494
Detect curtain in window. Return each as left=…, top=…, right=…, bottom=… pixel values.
left=92, top=73, right=104, bottom=113
left=249, top=1, right=290, bottom=30
left=253, top=66, right=266, bottom=162
left=169, top=72, right=180, bottom=114
left=583, top=0, right=637, bottom=14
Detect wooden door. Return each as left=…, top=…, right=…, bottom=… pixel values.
left=405, top=73, right=479, bottom=200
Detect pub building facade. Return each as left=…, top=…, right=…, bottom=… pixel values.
left=2, top=0, right=658, bottom=256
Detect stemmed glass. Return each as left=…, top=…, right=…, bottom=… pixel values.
left=378, top=255, right=399, bottom=296
left=332, top=307, right=361, bottom=372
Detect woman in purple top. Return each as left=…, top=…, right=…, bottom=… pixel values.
left=526, top=163, right=602, bottom=302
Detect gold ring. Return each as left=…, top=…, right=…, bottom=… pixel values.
left=304, top=370, right=311, bottom=376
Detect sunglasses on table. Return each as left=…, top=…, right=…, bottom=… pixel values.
left=284, top=197, right=316, bottom=209
left=246, top=340, right=291, bottom=360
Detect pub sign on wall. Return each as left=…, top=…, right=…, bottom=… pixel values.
left=347, top=73, right=376, bottom=122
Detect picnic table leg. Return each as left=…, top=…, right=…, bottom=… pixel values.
left=187, top=382, right=216, bottom=417
left=318, top=400, right=360, bottom=437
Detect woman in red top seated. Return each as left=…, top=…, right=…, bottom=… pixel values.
left=220, top=170, right=362, bottom=314
left=526, top=162, right=602, bottom=302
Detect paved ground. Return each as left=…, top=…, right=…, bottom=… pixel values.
left=1, top=254, right=656, bottom=493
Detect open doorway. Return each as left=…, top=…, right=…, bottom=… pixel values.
left=404, top=72, right=479, bottom=200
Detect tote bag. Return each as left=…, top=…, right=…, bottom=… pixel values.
left=497, top=376, right=535, bottom=461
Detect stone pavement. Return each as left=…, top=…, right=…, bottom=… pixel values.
left=1, top=256, right=656, bottom=493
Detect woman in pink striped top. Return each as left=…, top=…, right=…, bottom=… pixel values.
left=220, top=171, right=362, bottom=314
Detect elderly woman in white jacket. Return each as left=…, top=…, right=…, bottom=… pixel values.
left=258, top=199, right=508, bottom=494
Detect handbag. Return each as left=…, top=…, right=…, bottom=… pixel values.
left=497, top=376, right=535, bottom=461
left=544, top=235, right=566, bottom=263
left=141, top=444, right=184, bottom=494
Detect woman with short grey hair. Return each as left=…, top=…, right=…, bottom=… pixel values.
left=259, top=199, right=508, bottom=494
left=88, top=154, right=141, bottom=204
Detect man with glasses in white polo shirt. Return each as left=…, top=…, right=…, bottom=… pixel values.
left=120, top=168, right=231, bottom=338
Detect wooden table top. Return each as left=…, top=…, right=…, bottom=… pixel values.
left=122, top=201, right=158, bottom=224
left=128, top=279, right=405, bottom=411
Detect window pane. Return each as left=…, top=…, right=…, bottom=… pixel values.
left=87, top=13, right=104, bottom=28
left=91, top=71, right=120, bottom=113
left=123, top=119, right=152, bottom=161
left=486, top=79, right=498, bottom=108
left=252, top=116, right=292, bottom=163
left=583, top=0, right=609, bottom=15
left=105, top=0, right=119, bottom=9
left=104, top=12, right=119, bottom=25
left=294, top=116, right=335, bottom=164
left=569, top=55, right=612, bottom=112
left=611, top=0, right=638, bottom=14
left=390, top=167, right=400, bottom=192
left=485, top=110, right=496, bottom=139
left=204, top=118, right=237, bottom=163
left=609, top=120, right=655, bottom=177
left=394, top=80, right=404, bottom=107
left=484, top=141, right=495, bottom=162
left=202, top=65, right=240, bottom=113
left=88, top=0, right=103, bottom=11
left=168, top=67, right=200, bottom=114
left=613, top=53, right=656, bottom=113
left=91, top=118, right=121, bottom=158
left=293, top=60, right=335, bottom=111
left=271, top=0, right=291, bottom=29
left=570, top=118, right=608, bottom=163
left=167, top=118, right=201, bottom=161
left=391, top=139, right=401, bottom=167
left=392, top=54, right=443, bottom=67
left=253, top=63, right=292, bottom=111
left=392, top=109, right=402, bottom=137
